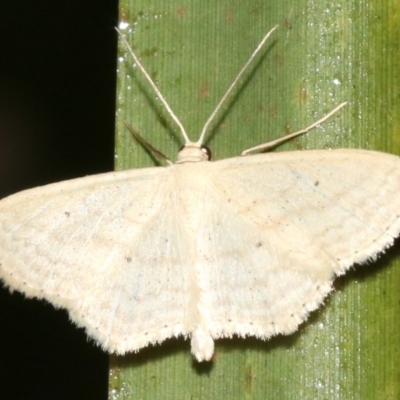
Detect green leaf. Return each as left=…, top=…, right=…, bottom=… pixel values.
left=110, top=1, right=400, bottom=398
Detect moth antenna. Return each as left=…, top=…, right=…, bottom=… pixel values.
left=117, top=28, right=191, bottom=144
left=196, top=25, right=279, bottom=145
left=241, top=102, right=348, bottom=155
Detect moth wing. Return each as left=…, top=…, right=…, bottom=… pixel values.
left=0, top=166, right=193, bottom=353
left=195, top=149, right=400, bottom=339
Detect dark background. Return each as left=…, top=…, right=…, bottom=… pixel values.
left=0, top=2, right=118, bottom=399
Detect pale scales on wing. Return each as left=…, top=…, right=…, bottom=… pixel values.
left=1, top=26, right=400, bottom=362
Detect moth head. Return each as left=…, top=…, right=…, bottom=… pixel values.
left=176, top=143, right=211, bottom=164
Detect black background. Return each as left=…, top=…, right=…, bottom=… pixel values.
left=0, top=2, right=118, bottom=399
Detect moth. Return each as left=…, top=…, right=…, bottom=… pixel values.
left=1, top=26, right=399, bottom=361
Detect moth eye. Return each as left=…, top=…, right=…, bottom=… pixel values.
left=201, top=145, right=211, bottom=160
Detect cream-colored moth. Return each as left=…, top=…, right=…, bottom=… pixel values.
left=1, top=26, right=400, bottom=362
